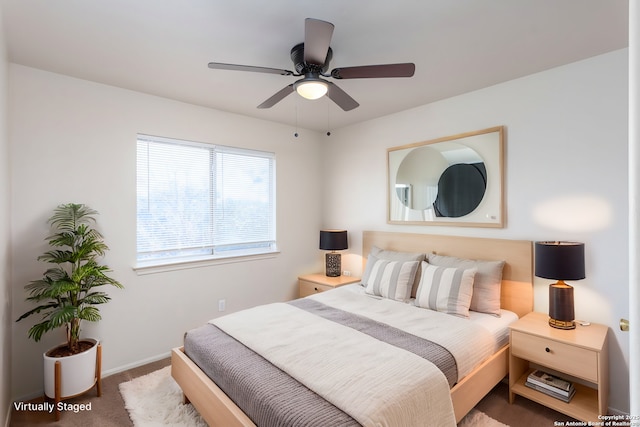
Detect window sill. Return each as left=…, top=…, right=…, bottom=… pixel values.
left=133, top=250, right=280, bottom=275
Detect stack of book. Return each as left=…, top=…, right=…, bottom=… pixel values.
left=525, top=369, right=576, bottom=402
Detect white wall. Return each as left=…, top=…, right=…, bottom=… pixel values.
left=8, top=64, right=325, bottom=399
left=0, top=4, right=12, bottom=425
left=322, top=49, right=630, bottom=413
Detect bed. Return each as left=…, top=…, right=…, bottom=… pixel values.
left=171, top=230, right=533, bottom=426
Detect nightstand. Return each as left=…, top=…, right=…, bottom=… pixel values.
left=298, top=273, right=361, bottom=298
left=509, top=312, right=609, bottom=422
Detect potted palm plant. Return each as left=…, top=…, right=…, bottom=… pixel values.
left=16, top=203, right=123, bottom=401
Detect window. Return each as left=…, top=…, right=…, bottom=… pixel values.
left=136, top=134, right=276, bottom=267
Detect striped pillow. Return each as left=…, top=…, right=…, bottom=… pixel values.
left=427, top=254, right=505, bottom=316
left=363, top=255, right=419, bottom=302
left=415, top=262, right=476, bottom=318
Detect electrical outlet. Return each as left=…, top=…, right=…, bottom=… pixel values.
left=218, top=299, right=226, bottom=312
left=343, top=270, right=351, bottom=276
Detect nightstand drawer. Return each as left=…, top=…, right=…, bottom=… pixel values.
left=299, top=280, right=333, bottom=297
left=511, top=331, right=598, bottom=382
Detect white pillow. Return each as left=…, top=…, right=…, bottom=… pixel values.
left=363, top=254, right=419, bottom=302
left=415, top=262, right=476, bottom=318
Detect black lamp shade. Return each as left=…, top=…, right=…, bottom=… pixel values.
left=535, top=242, right=585, bottom=280
left=319, top=230, right=348, bottom=251
left=535, top=241, right=585, bottom=330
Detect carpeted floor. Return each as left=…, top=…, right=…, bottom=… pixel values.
left=9, top=357, right=580, bottom=426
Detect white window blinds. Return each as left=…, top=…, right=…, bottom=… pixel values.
left=136, top=135, right=276, bottom=264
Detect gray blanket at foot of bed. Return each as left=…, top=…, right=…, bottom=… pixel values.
left=184, top=323, right=360, bottom=427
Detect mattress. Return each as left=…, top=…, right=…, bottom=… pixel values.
left=184, top=285, right=518, bottom=427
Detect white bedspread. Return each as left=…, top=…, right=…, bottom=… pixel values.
left=211, top=287, right=495, bottom=427
left=312, top=286, right=496, bottom=380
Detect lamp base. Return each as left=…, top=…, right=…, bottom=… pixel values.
left=548, top=280, right=575, bottom=330
left=325, top=252, right=341, bottom=277
left=548, top=318, right=576, bottom=330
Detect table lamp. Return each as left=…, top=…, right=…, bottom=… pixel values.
left=319, top=230, right=348, bottom=277
left=534, top=241, right=585, bottom=330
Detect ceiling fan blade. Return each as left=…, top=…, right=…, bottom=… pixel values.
left=331, top=63, right=415, bottom=79
left=208, top=62, right=294, bottom=76
left=257, top=84, right=295, bottom=109
left=304, top=18, right=334, bottom=66
left=326, top=82, right=359, bottom=111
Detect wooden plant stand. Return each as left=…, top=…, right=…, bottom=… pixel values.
left=50, top=343, right=102, bottom=421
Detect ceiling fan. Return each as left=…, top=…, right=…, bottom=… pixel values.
left=208, top=18, right=415, bottom=111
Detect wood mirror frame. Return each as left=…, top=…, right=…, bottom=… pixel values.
left=387, top=126, right=505, bottom=227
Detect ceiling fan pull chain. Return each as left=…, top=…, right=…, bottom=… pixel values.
left=294, top=103, right=299, bottom=138
left=326, top=100, right=331, bottom=136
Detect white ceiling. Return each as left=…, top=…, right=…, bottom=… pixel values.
left=1, top=0, right=629, bottom=132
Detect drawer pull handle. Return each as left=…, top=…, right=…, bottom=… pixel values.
left=314, top=287, right=319, bottom=291
left=545, top=347, right=551, bottom=353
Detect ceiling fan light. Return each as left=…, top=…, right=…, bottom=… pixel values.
left=295, top=80, right=328, bottom=100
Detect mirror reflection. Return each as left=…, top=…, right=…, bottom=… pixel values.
left=395, top=143, right=486, bottom=216
left=388, top=126, right=504, bottom=227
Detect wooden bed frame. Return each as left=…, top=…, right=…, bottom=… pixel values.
left=172, top=231, right=533, bottom=426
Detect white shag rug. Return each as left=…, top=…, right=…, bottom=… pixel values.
left=459, top=409, right=510, bottom=427
left=119, top=366, right=508, bottom=427
left=119, top=366, right=207, bottom=427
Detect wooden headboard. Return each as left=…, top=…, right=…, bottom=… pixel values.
left=363, top=231, right=534, bottom=318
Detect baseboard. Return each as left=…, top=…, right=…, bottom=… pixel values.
left=607, top=406, right=630, bottom=419
left=4, top=397, right=11, bottom=427
left=101, top=351, right=171, bottom=377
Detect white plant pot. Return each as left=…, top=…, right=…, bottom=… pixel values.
left=43, top=338, right=99, bottom=399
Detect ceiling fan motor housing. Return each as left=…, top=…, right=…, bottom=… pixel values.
left=290, top=43, right=332, bottom=74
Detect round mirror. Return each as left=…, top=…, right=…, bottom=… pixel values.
left=394, top=143, right=486, bottom=217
